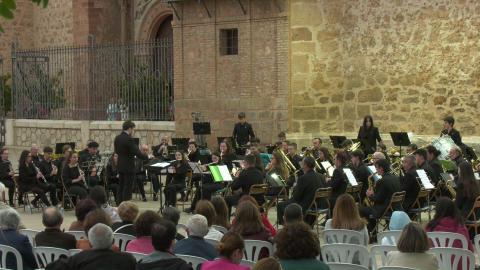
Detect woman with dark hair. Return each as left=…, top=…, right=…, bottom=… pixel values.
left=195, top=200, right=224, bottom=241
left=456, top=161, right=480, bottom=218
left=164, top=151, right=190, bottom=207
left=106, top=153, right=120, bottom=203
left=357, top=115, right=383, bottom=156
left=265, top=151, right=289, bottom=198
left=69, top=198, right=98, bottom=231
left=201, top=232, right=248, bottom=270
left=386, top=223, right=438, bottom=270
left=233, top=195, right=276, bottom=236
left=211, top=196, right=231, bottom=229
left=426, top=197, right=473, bottom=251
left=327, top=151, right=348, bottom=210
left=219, top=141, right=237, bottom=170
left=126, top=210, right=162, bottom=254
left=275, top=222, right=329, bottom=270
left=18, top=150, right=51, bottom=207
left=62, top=152, right=88, bottom=201
left=425, top=145, right=444, bottom=185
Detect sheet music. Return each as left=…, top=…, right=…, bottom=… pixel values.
left=367, top=165, right=382, bottom=181
left=343, top=168, right=358, bottom=186
left=151, top=162, right=172, bottom=168
left=416, top=169, right=435, bottom=189
left=188, top=162, right=202, bottom=174
left=218, top=165, right=233, bottom=181
left=320, top=161, right=335, bottom=177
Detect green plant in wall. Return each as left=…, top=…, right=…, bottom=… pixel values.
left=0, top=0, right=48, bottom=32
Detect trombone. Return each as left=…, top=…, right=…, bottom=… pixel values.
left=275, top=149, right=300, bottom=176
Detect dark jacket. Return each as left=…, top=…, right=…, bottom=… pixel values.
left=357, top=126, right=382, bottom=155
left=371, top=173, right=401, bottom=218
left=455, top=182, right=477, bottom=218
left=18, top=163, right=38, bottom=191
left=352, top=162, right=370, bottom=200
left=219, top=153, right=237, bottom=171
left=114, top=131, right=148, bottom=174
left=106, top=163, right=120, bottom=185
left=137, top=252, right=192, bottom=270
left=329, top=168, right=347, bottom=205
left=400, top=169, right=420, bottom=211
left=35, top=228, right=77, bottom=250
left=231, top=167, right=264, bottom=196
left=46, top=249, right=136, bottom=270
left=0, top=229, right=37, bottom=270
left=62, top=165, right=84, bottom=187
left=428, top=159, right=444, bottom=185
left=168, top=161, right=190, bottom=186
left=173, top=236, right=218, bottom=260
left=0, top=159, right=13, bottom=183
left=232, top=122, right=255, bottom=146
left=291, top=170, right=326, bottom=211
left=39, top=159, right=57, bottom=184
left=187, top=150, right=201, bottom=163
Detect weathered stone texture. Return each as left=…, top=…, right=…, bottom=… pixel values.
left=290, top=0, right=480, bottom=136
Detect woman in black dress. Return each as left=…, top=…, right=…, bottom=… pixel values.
left=164, top=151, right=190, bottom=207
left=18, top=150, right=51, bottom=207
left=62, top=152, right=88, bottom=201
left=455, top=161, right=480, bottom=218
left=357, top=115, right=383, bottom=156
left=106, top=153, right=120, bottom=203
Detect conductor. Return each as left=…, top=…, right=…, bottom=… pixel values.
left=114, top=120, right=148, bottom=204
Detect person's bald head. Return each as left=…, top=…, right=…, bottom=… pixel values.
left=140, top=144, right=150, bottom=154
left=42, top=207, right=63, bottom=229
left=372, top=151, right=386, bottom=164
left=31, top=144, right=39, bottom=156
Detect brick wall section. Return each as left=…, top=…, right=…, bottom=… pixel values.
left=290, top=0, right=480, bottom=139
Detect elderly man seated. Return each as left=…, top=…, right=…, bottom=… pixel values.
left=35, top=207, right=77, bottom=250
left=173, top=214, right=218, bottom=260
left=46, top=224, right=136, bottom=270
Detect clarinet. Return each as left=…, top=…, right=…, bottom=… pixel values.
left=34, top=164, right=47, bottom=184
left=77, top=165, right=88, bottom=188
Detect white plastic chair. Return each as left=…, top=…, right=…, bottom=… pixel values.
left=128, top=251, right=147, bottom=262
left=243, top=240, right=274, bottom=262
left=176, top=224, right=188, bottom=237
left=204, top=238, right=220, bottom=248
left=113, top=233, right=136, bottom=252
left=474, top=234, right=480, bottom=257
left=429, top=247, right=475, bottom=270
left=328, top=263, right=369, bottom=270
left=211, top=225, right=228, bottom=234
left=378, top=267, right=416, bottom=270
left=19, top=229, right=40, bottom=247
left=370, top=245, right=398, bottom=270
left=68, top=249, right=82, bottom=256
left=240, top=259, right=255, bottom=268
left=0, top=244, right=24, bottom=270
left=113, top=223, right=133, bottom=233
left=427, top=232, right=468, bottom=249
left=323, top=229, right=367, bottom=246
left=321, top=243, right=369, bottom=267
left=65, top=231, right=87, bottom=240
left=34, top=247, right=69, bottom=268
left=377, top=230, right=402, bottom=246
left=177, top=254, right=206, bottom=270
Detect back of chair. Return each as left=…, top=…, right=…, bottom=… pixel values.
left=328, top=263, right=369, bottom=270
left=321, top=243, right=369, bottom=267
left=308, top=187, right=332, bottom=212
left=427, top=232, right=468, bottom=249
left=68, top=249, right=82, bottom=256
left=369, top=245, right=398, bottom=270
left=65, top=231, right=87, bottom=240
left=0, top=244, right=23, bottom=270
left=113, top=233, right=136, bottom=252
left=466, top=196, right=480, bottom=222
left=377, top=231, right=402, bottom=246
left=474, top=234, right=480, bottom=255
left=323, top=229, right=366, bottom=246
left=177, top=254, right=207, bottom=270
left=34, top=247, right=69, bottom=268
left=243, top=240, right=274, bottom=262
left=205, top=238, right=220, bottom=248
left=379, top=191, right=405, bottom=218
left=211, top=225, right=228, bottom=234
left=240, top=259, right=255, bottom=268
left=429, top=247, right=474, bottom=270
left=377, top=267, right=416, bottom=270
left=113, top=223, right=133, bottom=234
left=19, top=229, right=40, bottom=247
left=128, top=251, right=147, bottom=262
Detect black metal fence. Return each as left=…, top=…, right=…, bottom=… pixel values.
left=11, top=38, right=174, bottom=121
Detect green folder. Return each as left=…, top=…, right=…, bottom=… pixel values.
left=209, top=165, right=233, bottom=182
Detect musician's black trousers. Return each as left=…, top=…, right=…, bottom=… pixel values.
left=118, top=172, right=134, bottom=204
left=20, top=183, right=51, bottom=206
left=164, top=184, right=185, bottom=206
left=68, top=185, right=88, bottom=201
left=45, top=181, right=58, bottom=205
left=190, top=183, right=222, bottom=211
left=0, top=179, right=15, bottom=205
left=359, top=206, right=376, bottom=233
left=135, top=174, right=147, bottom=199
left=107, top=183, right=119, bottom=204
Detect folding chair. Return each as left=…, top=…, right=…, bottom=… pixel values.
left=408, top=188, right=433, bottom=222
left=249, top=184, right=268, bottom=208
left=372, top=191, right=405, bottom=237
left=465, top=196, right=480, bottom=235
left=305, top=187, right=331, bottom=236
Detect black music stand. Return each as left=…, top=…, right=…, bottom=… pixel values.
left=329, top=136, right=347, bottom=149
left=55, top=142, right=76, bottom=154
left=390, top=132, right=411, bottom=157
left=171, top=138, right=190, bottom=152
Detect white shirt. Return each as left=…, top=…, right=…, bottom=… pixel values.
left=205, top=227, right=223, bottom=241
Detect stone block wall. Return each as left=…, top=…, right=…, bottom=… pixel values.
left=289, top=0, right=480, bottom=139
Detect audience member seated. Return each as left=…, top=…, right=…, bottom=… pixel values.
left=173, top=214, right=218, bottom=260
left=46, top=224, right=136, bottom=270
left=69, top=198, right=98, bottom=231
left=425, top=197, right=474, bottom=251
left=386, top=222, right=438, bottom=270
left=325, top=193, right=369, bottom=244
left=35, top=207, right=77, bottom=250
left=126, top=210, right=162, bottom=254
left=283, top=203, right=303, bottom=224
left=252, top=257, right=282, bottom=270
left=381, top=211, right=411, bottom=245
left=195, top=200, right=224, bottom=241
left=236, top=195, right=276, bottom=236
left=162, top=206, right=185, bottom=241
left=230, top=201, right=272, bottom=259
left=455, top=161, right=480, bottom=218
left=136, top=220, right=192, bottom=270
left=89, top=186, right=121, bottom=223
left=112, top=201, right=138, bottom=236
left=211, top=196, right=231, bottom=229
left=200, top=232, right=248, bottom=270
left=0, top=208, right=37, bottom=270
left=275, top=222, right=329, bottom=270
left=76, top=208, right=118, bottom=251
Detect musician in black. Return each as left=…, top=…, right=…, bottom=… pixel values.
left=152, top=136, right=170, bottom=159
left=225, top=154, right=264, bottom=215
left=31, top=144, right=43, bottom=167
left=106, top=153, right=120, bottom=203
left=61, top=152, right=88, bottom=201
left=219, top=141, right=237, bottom=170
left=187, top=142, right=201, bottom=163
left=38, top=147, right=59, bottom=206
left=311, top=138, right=322, bottom=159
left=400, top=155, right=420, bottom=212
left=449, top=146, right=467, bottom=169
left=87, top=165, right=101, bottom=187
left=441, top=116, right=463, bottom=147
left=18, top=150, right=51, bottom=207
left=134, top=144, right=150, bottom=202
left=426, top=145, right=444, bottom=185
left=350, top=150, right=369, bottom=202
left=164, top=151, right=190, bottom=207
left=79, top=141, right=100, bottom=173
left=0, top=148, right=16, bottom=206
left=328, top=151, right=348, bottom=210
left=287, top=142, right=303, bottom=184
left=359, top=159, right=401, bottom=233
left=357, top=115, right=383, bottom=156
left=414, top=149, right=436, bottom=184
left=232, top=112, right=255, bottom=148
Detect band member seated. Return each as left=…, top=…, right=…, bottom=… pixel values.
left=286, top=142, right=303, bottom=185
left=62, top=152, right=88, bottom=201
left=371, top=151, right=386, bottom=165
left=18, top=150, right=51, bottom=207
left=400, top=155, right=420, bottom=212
left=277, top=131, right=286, bottom=142
left=225, top=154, right=264, bottom=215
left=406, top=144, right=418, bottom=155
left=265, top=151, right=289, bottom=197
left=357, top=115, right=383, bottom=156
left=106, top=153, right=120, bottom=203
left=0, top=148, right=16, bottom=206
left=187, top=141, right=201, bottom=163
left=350, top=150, right=369, bottom=202
left=359, top=159, right=401, bottom=233
left=449, top=146, right=467, bottom=172
left=164, top=151, right=189, bottom=207
left=219, top=141, right=237, bottom=170
left=39, top=147, right=59, bottom=206
left=87, top=165, right=101, bottom=187
left=311, top=138, right=323, bottom=159
left=414, top=149, right=436, bottom=184
left=280, top=140, right=289, bottom=154
left=152, top=136, right=170, bottom=159
left=441, top=116, right=463, bottom=148
left=376, top=142, right=390, bottom=164
left=425, top=145, right=444, bottom=186
left=232, top=112, right=255, bottom=152
left=246, top=144, right=266, bottom=173
left=79, top=141, right=100, bottom=173
left=134, top=144, right=151, bottom=202
left=327, top=151, right=348, bottom=210
left=456, top=161, right=480, bottom=218
left=31, top=144, right=43, bottom=167
left=277, top=156, right=326, bottom=226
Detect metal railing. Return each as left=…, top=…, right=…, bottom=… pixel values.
left=11, top=38, right=174, bottom=121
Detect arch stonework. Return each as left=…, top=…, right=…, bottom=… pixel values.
left=135, top=1, right=173, bottom=41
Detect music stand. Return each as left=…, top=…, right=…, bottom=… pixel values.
left=329, top=136, right=347, bottom=149
left=55, top=142, right=76, bottom=154
left=193, top=122, right=211, bottom=135
left=390, top=132, right=411, bottom=156
left=171, top=138, right=190, bottom=152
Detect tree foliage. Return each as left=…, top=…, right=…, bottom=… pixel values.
left=0, top=0, right=48, bottom=32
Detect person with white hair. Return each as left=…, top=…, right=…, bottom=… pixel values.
left=173, top=214, right=218, bottom=260
left=0, top=208, right=37, bottom=270
left=46, top=223, right=136, bottom=270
